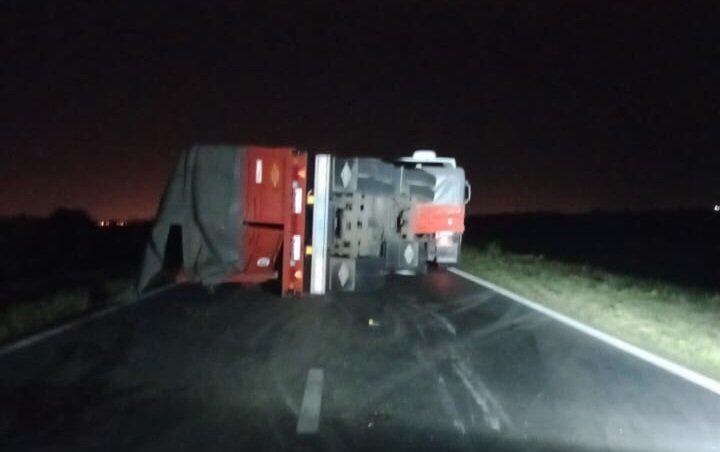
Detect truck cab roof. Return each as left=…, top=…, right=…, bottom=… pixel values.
left=397, top=150, right=457, bottom=168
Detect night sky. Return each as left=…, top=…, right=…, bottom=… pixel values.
left=2, top=1, right=718, bottom=219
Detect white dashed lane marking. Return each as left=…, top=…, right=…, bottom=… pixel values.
left=297, top=368, right=325, bottom=434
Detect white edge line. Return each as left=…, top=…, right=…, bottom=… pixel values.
left=0, top=305, right=121, bottom=356
left=449, top=266, right=720, bottom=397
left=0, top=283, right=175, bottom=357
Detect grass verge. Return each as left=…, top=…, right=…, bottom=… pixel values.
left=0, top=278, right=133, bottom=345
left=460, top=244, right=720, bottom=380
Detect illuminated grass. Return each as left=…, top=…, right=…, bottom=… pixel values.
left=460, top=244, right=720, bottom=380
left=0, top=278, right=132, bottom=345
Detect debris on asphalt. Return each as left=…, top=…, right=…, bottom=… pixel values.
left=366, top=409, right=392, bottom=429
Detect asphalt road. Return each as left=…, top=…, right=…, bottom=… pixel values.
left=1, top=271, right=719, bottom=452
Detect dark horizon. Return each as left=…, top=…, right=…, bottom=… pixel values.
left=2, top=2, right=719, bottom=219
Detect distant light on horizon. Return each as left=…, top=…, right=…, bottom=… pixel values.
left=97, top=219, right=128, bottom=227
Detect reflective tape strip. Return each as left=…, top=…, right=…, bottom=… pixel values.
left=294, top=186, right=303, bottom=214
left=292, top=234, right=302, bottom=263
left=255, top=159, right=263, bottom=183
left=310, top=155, right=331, bottom=294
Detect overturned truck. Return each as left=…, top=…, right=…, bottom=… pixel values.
left=137, top=147, right=470, bottom=296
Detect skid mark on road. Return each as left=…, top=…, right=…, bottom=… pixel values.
left=414, top=347, right=467, bottom=436
left=437, top=375, right=467, bottom=435
left=443, top=291, right=498, bottom=317
left=358, top=313, right=523, bottom=414
left=451, top=360, right=507, bottom=431
left=428, top=311, right=457, bottom=336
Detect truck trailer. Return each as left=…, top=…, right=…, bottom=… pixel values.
left=137, top=147, right=470, bottom=296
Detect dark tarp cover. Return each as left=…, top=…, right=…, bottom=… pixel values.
left=137, top=145, right=246, bottom=293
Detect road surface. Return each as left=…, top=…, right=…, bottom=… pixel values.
left=1, top=271, right=719, bottom=451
